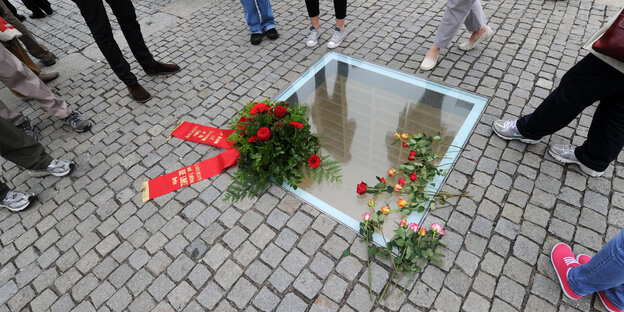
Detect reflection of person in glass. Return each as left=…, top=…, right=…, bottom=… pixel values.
left=310, top=61, right=356, bottom=163
left=388, top=88, right=459, bottom=166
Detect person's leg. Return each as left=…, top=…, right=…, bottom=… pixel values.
left=255, top=0, right=275, bottom=32
left=0, top=3, right=56, bottom=63
left=573, top=91, right=624, bottom=172
left=240, top=0, right=263, bottom=34
left=568, top=229, right=624, bottom=310
left=463, top=0, right=486, bottom=34
left=105, top=0, right=157, bottom=70
left=516, top=54, right=624, bottom=140
left=35, top=0, right=51, bottom=14
left=72, top=0, right=138, bottom=86
left=0, top=180, right=8, bottom=200
left=2, top=0, right=18, bottom=16
left=0, top=111, right=51, bottom=170
left=0, top=44, right=71, bottom=119
left=433, top=0, right=478, bottom=50
left=305, top=0, right=320, bottom=29
left=333, top=0, right=346, bottom=31
left=5, top=39, right=41, bottom=75
left=21, top=0, right=44, bottom=17
left=0, top=100, right=26, bottom=126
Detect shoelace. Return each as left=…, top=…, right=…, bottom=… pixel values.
left=560, top=145, right=575, bottom=154
left=308, top=28, right=318, bottom=41
left=563, top=256, right=579, bottom=266
left=330, top=28, right=343, bottom=42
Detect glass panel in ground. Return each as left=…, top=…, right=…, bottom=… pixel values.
left=282, top=58, right=473, bottom=239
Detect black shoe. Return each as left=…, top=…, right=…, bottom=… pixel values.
left=17, top=120, right=38, bottom=141
left=250, top=33, right=262, bottom=45
left=41, top=6, right=53, bottom=15
left=41, top=57, right=56, bottom=66
left=29, top=11, right=46, bottom=19
left=16, top=14, right=26, bottom=22
left=62, top=111, right=92, bottom=133
left=265, top=28, right=279, bottom=40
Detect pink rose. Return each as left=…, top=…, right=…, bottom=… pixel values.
left=362, top=212, right=371, bottom=221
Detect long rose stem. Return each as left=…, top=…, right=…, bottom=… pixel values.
left=366, top=234, right=373, bottom=301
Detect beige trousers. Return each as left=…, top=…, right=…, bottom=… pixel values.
left=0, top=44, right=70, bottom=126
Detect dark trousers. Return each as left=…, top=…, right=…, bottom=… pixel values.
left=73, top=0, right=156, bottom=86
left=2, top=0, right=18, bottom=16
left=517, top=54, right=624, bottom=172
left=305, top=0, right=347, bottom=19
left=0, top=117, right=52, bottom=198
left=21, top=0, right=51, bottom=15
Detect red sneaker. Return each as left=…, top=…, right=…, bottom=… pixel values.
left=576, top=254, right=622, bottom=312
left=551, top=243, right=582, bottom=300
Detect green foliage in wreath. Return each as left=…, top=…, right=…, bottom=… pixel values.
left=225, top=99, right=341, bottom=201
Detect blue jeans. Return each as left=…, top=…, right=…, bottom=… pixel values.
left=240, top=0, right=275, bottom=34
left=568, top=228, right=624, bottom=309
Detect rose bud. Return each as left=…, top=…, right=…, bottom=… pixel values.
left=399, top=219, right=407, bottom=228
left=401, top=133, right=408, bottom=139
left=402, top=142, right=408, bottom=148
left=408, top=222, right=418, bottom=232
left=380, top=177, right=387, bottom=183
left=398, top=178, right=405, bottom=186
left=388, top=169, right=397, bottom=176
left=394, top=184, right=403, bottom=192
left=362, top=212, right=371, bottom=221
left=397, top=198, right=407, bottom=208
left=393, top=132, right=400, bottom=139
left=367, top=199, right=375, bottom=208
left=418, top=227, right=427, bottom=237
left=410, top=173, right=418, bottom=181
left=381, top=205, right=390, bottom=215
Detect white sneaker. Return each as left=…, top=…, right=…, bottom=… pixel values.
left=0, top=190, right=35, bottom=212
left=548, top=144, right=605, bottom=177
left=419, top=55, right=438, bottom=71
left=306, top=26, right=320, bottom=47
left=491, top=119, right=540, bottom=144
left=327, top=27, right=347, bottom=49
left=458, top=26, right=494, bottom=51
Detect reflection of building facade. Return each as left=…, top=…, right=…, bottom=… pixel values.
left=309, top=62, right=356, bottom=163
left=388, top=89, right=465, bottom=167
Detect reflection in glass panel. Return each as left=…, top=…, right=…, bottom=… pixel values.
left=277, top=53, right=485, bottom=241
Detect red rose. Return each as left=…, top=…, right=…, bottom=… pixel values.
left=408, top=150, right=416, bottom=161
left=274, top=105, right=287, bottom=118
left=356, top=181, right=368, bottom=195
left=308, top=154, right=321, bottom=168
left=408, top=155, right=415, bottom=161
left=398, top=178, right=406, bottom=186
left=256, top=127, right=271, bottom=141
left=250, top=103, right=269, bottom=115
left=380, top=177, right=386, bottom=183
left=289, top=121, right=304, bottom=129
left=410, top=173, right=418, bottom=181
left=248, top=136, right=258, bottom=143
left=402, top=142, right=407, bottom=148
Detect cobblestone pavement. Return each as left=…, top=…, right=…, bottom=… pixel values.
left=0, top=0, right=622, bottom=311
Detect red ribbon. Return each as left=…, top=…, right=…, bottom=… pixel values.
left=142, top=122, right=239, bottom=202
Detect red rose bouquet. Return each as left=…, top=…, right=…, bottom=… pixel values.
left=225, top=100, right=341, bottom=201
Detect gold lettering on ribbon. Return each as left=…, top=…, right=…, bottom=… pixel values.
left=195, top=164, right=202, bottom=180
left=185, top=126, right=198, bottom=139
left=172, top=177, right=178, bottom=185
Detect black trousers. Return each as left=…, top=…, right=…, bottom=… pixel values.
left=305, top=0, right=347, bottom=19
left=2, top=0, right=18, bottom=16
left=73, top=0, right=157, bottom=86
left=517, top=54, right=624, bottom=172
left=21, top=0, right=50, bottom=15
left=0, top=117, right=52, bottom=198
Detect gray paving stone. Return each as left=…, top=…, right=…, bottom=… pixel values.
left=495, top=276, right=525, bottom=309
left=260, top=243, right=286, bottom=268
left=168, top=281, right=196, bottom=311
left=253, top=287, right=280, bottom=312
left=196, top=282, right=224, bottom=310
left=268, top=267, right=295, bottom=293
left=148, top=274, right=175, bottom=301
left=214, top=259, right=243, bottom=289
left=276, top=292, right=308, bottom=312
